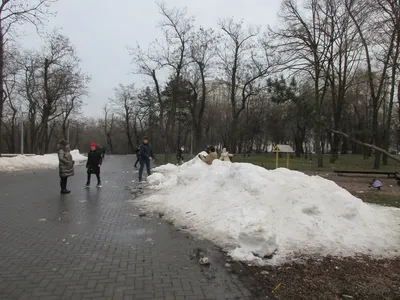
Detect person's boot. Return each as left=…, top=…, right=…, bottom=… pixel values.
left=60, top=178, right=70, bottom=194
left=96, top=181, right=102, bottom=188
left=85, top=181, right=90, bottom=188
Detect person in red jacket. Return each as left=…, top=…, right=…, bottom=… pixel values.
left=86, top=142, right=102, bottom=187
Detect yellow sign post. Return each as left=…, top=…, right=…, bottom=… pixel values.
left=273, top=146, right=279, bottom=168
left=274, top=145, right=294, bottom=169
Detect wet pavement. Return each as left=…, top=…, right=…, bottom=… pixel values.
left=0, top=155, right=253, bottom=300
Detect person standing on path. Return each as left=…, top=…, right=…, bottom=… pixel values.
left=57, top=139, right=75, bottom=194
left=134, top=145, right=140, bottom=168
left=138, top=137, right=154, bottom=182
left=86, top=142, right=102, bottom=187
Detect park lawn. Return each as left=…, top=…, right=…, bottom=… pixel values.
left=155, top=153, right=400, bottom=172
left=234, top=153, right=400, bottom=172
left=354, top=191, right=400, bottom=208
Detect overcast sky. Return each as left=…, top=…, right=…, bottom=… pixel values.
left=20, top=0, right=281, bottom=117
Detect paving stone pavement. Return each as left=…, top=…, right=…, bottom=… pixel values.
left=0, top=155, right=253, bottom=300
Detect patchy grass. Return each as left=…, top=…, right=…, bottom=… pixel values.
left=354, top=191, right=400, bottom=208
left=233, top=153, right=400, bottom=172
left=154, top=152, right=400, bottom=172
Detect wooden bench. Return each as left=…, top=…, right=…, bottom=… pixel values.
left=334, top=170, right=399, bottom=179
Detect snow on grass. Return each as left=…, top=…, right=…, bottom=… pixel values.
left=0, top=149, right=86, bottom=172
left=135, top=153, right=400, bottom=265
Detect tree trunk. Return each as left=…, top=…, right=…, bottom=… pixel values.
left=372, top=109, right=380, bottom=169
left=39, top=106, right=49, bottom=155
left=0, top=24, right=4, bottom=155
left=315, top=126, right=323, bottom=168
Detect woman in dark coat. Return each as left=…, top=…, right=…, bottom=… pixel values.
left=86, top=142, right=102, bottom=187
left=57, top=139, right=75, bottom=194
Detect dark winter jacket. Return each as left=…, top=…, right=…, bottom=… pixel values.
left=177, top=148, right=183, bottom=159
left=57, top=142, right=74, bottom=178
left=139, top=143, right=153, bottom=161
left=86, top=149, right=102, bottom=173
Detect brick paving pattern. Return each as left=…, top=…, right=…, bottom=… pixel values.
left=0, top=155, right=253, bottom=300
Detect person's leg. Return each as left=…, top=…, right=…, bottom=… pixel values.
left=138, top=160, right=144, bottom=182
left=61, top=177, right=70, bottom=193
left=96, top=172, right=101, bottom=185
left=146, top=160, right=151, bottom=176
left=86, top=169, right=91, bottom=185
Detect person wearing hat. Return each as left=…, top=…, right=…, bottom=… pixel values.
left=57, top=139, right=75, bottom=194
left=86, top=142, right=102, bottom=187
left=138, top=136, right=154, bottom=182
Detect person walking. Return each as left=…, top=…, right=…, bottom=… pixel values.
left=138, top=137, right=154, bottom=182
left=134, top=145, right=140, bottom=168
left=86, top=142, right=102, bottom=188
left=176, top=146, right=184, bottom=165
left=57, top=139, right=75, bottom=194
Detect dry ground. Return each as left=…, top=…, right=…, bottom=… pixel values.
left=232, top=173, right=400, bottom=300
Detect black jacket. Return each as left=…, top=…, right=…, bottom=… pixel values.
left=86, top=150, right=102, bottom=170
left=139, top=143, right=153, bottom=161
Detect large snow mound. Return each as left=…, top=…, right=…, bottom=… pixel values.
left=0, top=149, right=86, bottom=172
left=135, top=154, right=400, bottom=265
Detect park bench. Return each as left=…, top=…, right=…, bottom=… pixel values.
left=334, top=170, right=400, bottom=179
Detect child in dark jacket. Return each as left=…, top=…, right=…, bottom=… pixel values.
left=86, top=142, right=103, bottom=187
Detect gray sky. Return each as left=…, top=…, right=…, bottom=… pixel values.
left=20, top=0, right=281, bottom=117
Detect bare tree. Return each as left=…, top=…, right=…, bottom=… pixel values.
left=345, top=0, right=399, bottom=168
left=0, top=0, right=57, bottom=154
left=271, top=0, right=334, bottom=167
left=110, top=83, right=136, bottom=153
left=186, top=27, right=219, bottom=151
left=103, top=105, right=114, bottom=153
left=129, top=3, right=193, bottom=162
left=323, top=0, right=362, bottom=162
left=218, top=18, right=273, bottom=152
left=38, top=31, right=88, bottom=154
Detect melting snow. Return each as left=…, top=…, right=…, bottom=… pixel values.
left=134, top=153, right=400, bottom=265
left=0, top=150, right=86, bottom=172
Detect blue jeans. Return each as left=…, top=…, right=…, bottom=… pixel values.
left=139, top=159, right=151, bottom=182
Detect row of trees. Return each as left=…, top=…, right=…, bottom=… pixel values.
left=108, top=0, right=399, bottom=169
left=1, top=0, right=399, bottom=170
left=0, top=0, right=91, bottom=155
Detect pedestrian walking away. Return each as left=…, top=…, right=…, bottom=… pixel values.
left=176, top=146, right=184, bottom=165
left=86, top=142, right=102, bottom=187
left=57, top=139, right=75, bottom=194
left=139, top=136, right=154, bottom=182
left=134, top=145, right=140, bottom=168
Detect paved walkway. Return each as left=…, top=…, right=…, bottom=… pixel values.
left=0, top=155, right=252, bottom=300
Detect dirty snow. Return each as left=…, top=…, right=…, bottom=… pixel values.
left=0, top=149, right=86, bottom=172
left=135, top=153, right=400, bottom=265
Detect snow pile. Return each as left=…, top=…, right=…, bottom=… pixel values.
left=136, top=154, right=400, bottom=265
left=0, top=149, right=86, bottom=172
